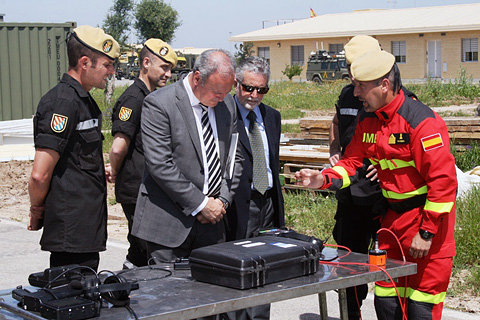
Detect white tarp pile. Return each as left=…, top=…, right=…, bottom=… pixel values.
left=0, top=118, right=34, bottom=162
left=456, top=165, right=480, bottom=199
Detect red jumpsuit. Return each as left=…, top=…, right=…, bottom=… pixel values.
left=320, top=90, right=457, bottom=319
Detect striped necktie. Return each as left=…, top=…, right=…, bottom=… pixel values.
left=247, top=111, right=268, bottom=195
left=200, top=104, right=222, bottom=197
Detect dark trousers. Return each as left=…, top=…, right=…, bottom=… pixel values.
left=224, top=189, right=274, bottom=320
left=332, top=190, right=381, bottom=320
left=50, top=252, right=100, bottom=272
left=121, top=203, right=148, bottom=267
left=146, top=219, right=225, bottom=263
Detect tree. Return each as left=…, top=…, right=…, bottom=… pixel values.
left=234, top=42, right=255, bottom=64
left=103, top=0, right=134, bottom=47
left=282, top=64, right=303, bottom=80
left=134, top=0, right=181, bottom=43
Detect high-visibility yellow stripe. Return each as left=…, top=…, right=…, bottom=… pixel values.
left=407, top=288, right=446, bottom=305
left=369, top=158, right=379, bottom=166
left=332, top=166, right=351, bottom=188
left=378, top=158, right=416, bottom=170
left=424, top=199, right=454, bottom=214
left=375, top=286, right=446, bottom=305
left=375, top=286, right=407, bottom=297
left=382, top=185, right=428, bottom=200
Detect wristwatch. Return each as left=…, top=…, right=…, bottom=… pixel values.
left=419, top=229, right=435, bottom=240
left=218, top=197, right=229, bottom=210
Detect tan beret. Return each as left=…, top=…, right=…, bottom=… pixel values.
left=72, top=25, right=120, bottom=60
left=351, top=50, right=395, bottom=82
left=344, top=35, right=381, bottom=65
left=144, top=38, right=178, bottom=68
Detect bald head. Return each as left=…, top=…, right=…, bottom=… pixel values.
left=193, top=49, right=235, bottom=84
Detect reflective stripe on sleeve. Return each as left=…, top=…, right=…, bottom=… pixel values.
left=339, top=108, right=359, bottom=116
left=332, top=166, right=351, bottom=189
left=424, top=199, right=454, bottom=214
left=76, top=119, right=99, bottom=131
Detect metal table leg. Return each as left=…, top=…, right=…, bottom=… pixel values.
left=318, top=292, right=328, bottom=320
left=338, top=288, right=349, bottom=319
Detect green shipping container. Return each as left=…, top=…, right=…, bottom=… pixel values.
left=0, top=22, right=76, bottom=121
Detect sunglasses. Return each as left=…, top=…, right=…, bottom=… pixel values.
left=239, top=81, right=269, bottom=94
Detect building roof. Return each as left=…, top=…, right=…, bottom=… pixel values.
left=229, top=3, right=480, bottom=42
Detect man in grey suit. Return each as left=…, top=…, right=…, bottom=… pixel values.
left=132, top=49, right=243, bottom=263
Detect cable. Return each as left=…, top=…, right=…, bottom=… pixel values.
left=125, top=305, right=139, bottom=320
left=321, top=242, right=408, bottom=320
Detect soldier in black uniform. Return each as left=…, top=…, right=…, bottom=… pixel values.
left=28, top=25, right=120, bottom=271
left=330, top=35, right=418, bottom=320
left=106, top=39, right=177, bottom=268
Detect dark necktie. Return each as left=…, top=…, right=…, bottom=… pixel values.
left=200, top=104, right=221, bottom=197
left=247, top=111, right=268, bottom=195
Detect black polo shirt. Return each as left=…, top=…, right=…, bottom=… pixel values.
left=34, top=73, right=107, bottom=253
left=111, top=78, right=150, bottom=204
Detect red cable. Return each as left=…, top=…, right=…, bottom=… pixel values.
left=377, top=228, right=409, bottom=319
left=322, top=242, right=408, bottom=320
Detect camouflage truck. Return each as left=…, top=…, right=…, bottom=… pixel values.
left=170, top=52, right=199, bottom=82
left=306, top=50, right=349, bottom=84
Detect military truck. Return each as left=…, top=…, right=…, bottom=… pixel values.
left=170, top=52, right=199, bottom=82
left=306, top=50, right=349, bottom=84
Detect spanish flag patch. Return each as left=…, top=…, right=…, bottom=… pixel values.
left=119, top=106, right=133, bottom=121
left=421, top=133, right=443, bottom=151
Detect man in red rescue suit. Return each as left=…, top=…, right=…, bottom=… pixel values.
left=295, top=50, right=456, bottom=320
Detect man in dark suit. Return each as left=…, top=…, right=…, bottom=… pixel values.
left=225, top=56, right=285, bottom=320
left=131, top=49, right=243, bottom=264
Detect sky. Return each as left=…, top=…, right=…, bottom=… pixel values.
left=1, top=0, right=480, bottom=52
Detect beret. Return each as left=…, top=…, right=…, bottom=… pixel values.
left=144, top=38, right=178, bottom=68
left=72, top=25, right=120, bottom=60
left=351, top=50, right=395, bottom=82
left=344, top=35, right=381, bottom=65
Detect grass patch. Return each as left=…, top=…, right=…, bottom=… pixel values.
left=452, top=141, right=480, bottom=171
left=263, top=80, right=345, bottom=119
left=281, top=123, right=301, bottom=133
left=405, top=67, right=480, bottom=107
left=284, top=190, right=337, bottom=241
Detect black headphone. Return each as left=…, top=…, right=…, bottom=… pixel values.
left=80, top=274, right=139, bottom=307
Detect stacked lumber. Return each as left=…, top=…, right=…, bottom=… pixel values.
left=279, top=144, right=330, bottom=165
left=444, top=117, right=480, bottom=146
left=281, top=163, right=330, bottom=194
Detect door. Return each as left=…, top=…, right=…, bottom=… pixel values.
left=427, top=40, right=441, bottom=78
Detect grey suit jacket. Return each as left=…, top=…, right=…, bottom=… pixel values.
left=132, top=80, right=243, bottom=247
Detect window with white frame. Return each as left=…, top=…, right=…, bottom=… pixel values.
left=391, top=41, right=406, bottom=63
left=329, top=43, right=344, bottom=54
left=257, top=47, right=270, bottom=64
left=462, top=38, right=478, bottom=62
left=291, top=45, right=304, bottom=65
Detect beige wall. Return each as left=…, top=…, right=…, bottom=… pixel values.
left=252, top=30, right=480, bottom=81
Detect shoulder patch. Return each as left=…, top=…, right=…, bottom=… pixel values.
left=50, top=114, right=68, bottom=133
left=119, top=106, right=133, bottom=121
left=421, top=133, right=443, bottom=151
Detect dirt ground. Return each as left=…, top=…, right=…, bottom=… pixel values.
left=1, top=113, right=479, bottom=313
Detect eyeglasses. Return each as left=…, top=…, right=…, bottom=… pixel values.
left=239, top=81, right=269, bottom=94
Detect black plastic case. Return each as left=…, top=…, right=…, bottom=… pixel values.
left=189, top=236, right=321, bottom=289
